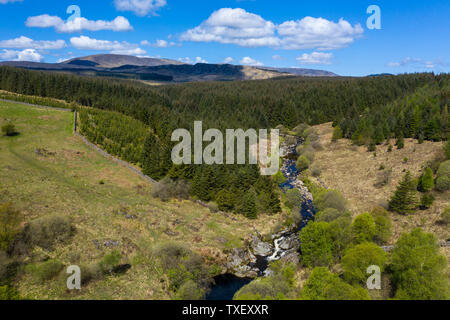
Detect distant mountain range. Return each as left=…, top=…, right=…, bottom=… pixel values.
left=0, top=54, right=338, bottom=83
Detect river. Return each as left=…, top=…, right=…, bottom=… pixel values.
left=206, top=137, right=316, bottom=300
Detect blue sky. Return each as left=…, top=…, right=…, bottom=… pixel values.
left=0, top=0, right=448, bottom=76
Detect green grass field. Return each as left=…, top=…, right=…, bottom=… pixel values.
left=0, top=101, right=280, bottom=299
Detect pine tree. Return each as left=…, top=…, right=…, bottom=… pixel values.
left=389, top=172, right=419, bottom=214
left=243, top=188, right=257, bottom=219
left=396, top=133, right=405, bottom=149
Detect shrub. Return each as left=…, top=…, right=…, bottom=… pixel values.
left=299, top=222, right=333, bottom=267
left=351, top=213, right=376, bottom=244
left=293, top=124, right=309, bottom=137
left=332, top=126, right=343, bottom=142
left=419, top=167, right=435, bottom=192
left=207, top=202, right=219, bottom=213
left=444, top=140, right=450, bottom=160
left=284, top=189, right=303, bottom=209
left=301, top=267, right=370, bottom=300
left=80, top=263, right=102, bottom=285
left=374, top=169, right=392, bottom=188
left=215, top=189, right=234, bottom=211
left=0, top=285, right=20, bottom=300
left=98, top=250, right=122, bottom=274
left=370, top=207, right=392, bottom=245
left=342, top=242, right=388, bottom=285
left=310, top=164, right=322, bottom=177
left=441, top=208, right=450, bottom=225
left=25, top=215, right=75, bottom=250
left=175, top=280, right=205, bottom=300
left=0, top=203, right=22, bottom=252
left=420, top=193, right=435, bottom=209
left=436, top=160, right=450, bottom=191
left=314, top=190, right=348, bottom=213
left=234, top=263, right=296, bottom=300
left=296, top=155, right=310, bottom=171
left=391, top=229, right=449, bottom=300
left=315, top=208, right=342, bottom=223
left=152, top=178, right=190, bottom=201
left=1, top=123, right=16, bottom=136
left=32, top=259, right=63, bottom=281
left=0, top=251, right=8, bottom=284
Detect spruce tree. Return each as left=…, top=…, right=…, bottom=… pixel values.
left=244, top=188, right=257, bottom=219
left=389, top=171, right=419, bottom=214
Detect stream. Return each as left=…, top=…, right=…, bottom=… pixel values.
left=206, top=137, right=317, bottom=300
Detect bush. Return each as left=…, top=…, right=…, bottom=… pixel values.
left=234, top=263, right=296, bottom=300
left=436, top=160, right=450, bottom=191
left=0, top=203, right=22, bottom=252
left=296, top=155, right=310, bottom=171
left=207, top=202, right=219, bottom=213
left=0, top=251, right=8, bottom=284
left=391, top=229, right=449, bottom=300
left=315, top=208, right=342, bottom=223
left=374, top=169, right=392, bottom=188
left=419, top=167, right=435, bottom=192
left=98, top=250, right=122, bottom=274
left=215, top=189, right=234, bottom=211
left=332, top=126, right=343, bottom=142
left=175, top=280, right=205, bottom=300
left=314, top=190, right=348, bottom=213
left=284, top=189, right=303, bottom=209
left=25, top=215, right=75, bottom=250
left=370, top=207, right=392, bottom=245
left=152, top=178, right=190, bottom=201
left=299, top=222, right=333, bottom=267
left=1, top=123, right=16, bottom=136
left=80, top=263, right=103, bottom=285
left=301, top=267, right=370, bottom=300
left=0, top=285, right=20, bottom=300
left=342, top=242, right=388, bottom=285
left=32, top=259, right=63, bottom=281
left=441, top=208, right=450, bottom=225
left=444, top=140, right=450, bottom=160
left=310, top=164, right=322, bottom=177
left=420, top=193, right=435, bottom=209
left=351, top=213, right=376, bottom=244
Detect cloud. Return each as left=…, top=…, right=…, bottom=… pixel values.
left=240, top=56, right=263, bottom=66
left=26, top=15, right=132, bottom=33
left=0, top=49, right=43, bottom=62
left=70, top=36, right=146, bottom=55
left=0, top=0, right=23, bottom=3
left=114, top=0, right=167, bottom=16
left=181, top=8, right=363, bottom=51
left=224, top=57, right=234, bottom=64
left=277, top=17, right=363, bottom=50
left=181, top=8, right=279, bottom=47
left=272, top=55, right=283, bottom=60
left=178, top=56, right=208, bottom=64
left=0, top=36, right=66, bottom=50
left=386, top=57, right=447, bottom=70
left=141, top=39, right=177, bottom=47
left=296, top=52, right=333, bottom=65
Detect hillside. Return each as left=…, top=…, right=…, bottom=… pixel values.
left=0, top=100, right=281, bottom=299
left=311, top=122, right=449, bottom=247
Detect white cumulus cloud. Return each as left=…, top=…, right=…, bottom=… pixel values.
left=26, top=15, right=132, bottom=33
left=0, top=36, right=66, bottom=50
left=296, top=52, right=333, bottom=65
left=181, top=8, right=363, bottom=51
left=114, top=0, right=167, bottom=16
left=178, top=56, right=208, bottom=64
left=141, top=39, right=177, bottom=47
left=181, top=8, right=279, bottom=47
left=0, top=49, right=43, bottom=62
left=70, top=36, right=146, bottom=55
left=240, top=56, right=263, bottom=67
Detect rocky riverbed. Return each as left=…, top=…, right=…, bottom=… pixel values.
left=224, top=137, right=316, bottom=278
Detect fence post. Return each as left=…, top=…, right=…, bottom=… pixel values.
left=73, top=110, right=77, bottom=133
